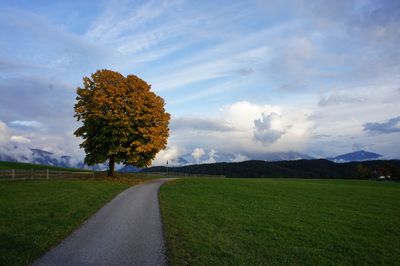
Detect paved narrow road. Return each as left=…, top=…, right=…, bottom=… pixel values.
left=32, top=178, right=172, bottom=266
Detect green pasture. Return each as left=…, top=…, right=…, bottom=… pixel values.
left=160, top=178, right=400, bottom=265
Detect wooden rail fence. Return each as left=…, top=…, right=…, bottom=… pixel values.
left=0, top=169, right=97, bottom=181
left=0, top=169, right=226, bottom=181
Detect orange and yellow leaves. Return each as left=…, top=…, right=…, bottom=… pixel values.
left=74, top=69, right=170, bottom=167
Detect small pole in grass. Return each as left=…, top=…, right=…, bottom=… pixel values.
left=31, top=169, right=33, bottom=179
left=166, top=160, right=169, bottom=176
left=46, top=169, right=49, bottom=179
left=11, top=169, right=15, bottom=180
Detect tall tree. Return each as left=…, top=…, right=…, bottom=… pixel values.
left=74, top=69, right=170, bottom=177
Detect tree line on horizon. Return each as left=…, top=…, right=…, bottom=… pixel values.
left=142, top=159, right=400, bottom=179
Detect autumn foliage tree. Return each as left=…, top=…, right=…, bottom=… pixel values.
left=74, top=69, right=170, bottom=177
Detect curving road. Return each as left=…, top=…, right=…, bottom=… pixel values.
left=32, top=178, right=172, bottom=266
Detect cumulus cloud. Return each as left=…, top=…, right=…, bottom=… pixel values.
left=254, top=112, right=288, bottom=144
left=203, top=149, right=217, bottom=164
left=221, top=101, right=281, bottom=130
left=191, top=148, right=205, bottom=163
left=151, top=145, right=184, bottom=166
left=165, top=101, right=313, bottom=160
left=363, top=116, right=400, bottom=134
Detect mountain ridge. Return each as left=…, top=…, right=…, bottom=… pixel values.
left=328, top=150, right=382, bottom=162
left=0, top=144, right=106, bottom=170
left=0, top=144, right=391, bottom=171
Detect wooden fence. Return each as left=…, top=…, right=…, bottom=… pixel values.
left=0, top=169, right=97, bottom=181
left=0, top=169, right=226, bottom=181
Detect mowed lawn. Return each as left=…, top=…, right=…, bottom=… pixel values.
left=0, top=179, right=135, bottom=266
left=160, top=178, right=400, bottom=265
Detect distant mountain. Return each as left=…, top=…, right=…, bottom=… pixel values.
left=169, top=151, right=314, bottom=166
left=0, top=144, right=107, bottom=170
left=256, top=151, right=314, bottom=161
left=30, top=148, right=68, bottom=167
left=176, top=157, right=189, bottom=165
left=3, top=144, right=385, bottom=172
left=118, top=165, right=141, bottom=173
left=328, top=150, right=382, bottom=162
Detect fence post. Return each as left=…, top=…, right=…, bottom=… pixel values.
left=12, top=169, right=15, bottom=180
left=31, top=169, right=33, bottom=180
left=46, top=169, right=49, bottom=180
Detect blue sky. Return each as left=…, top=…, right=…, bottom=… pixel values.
left=0, top=0, right=399, bottom=164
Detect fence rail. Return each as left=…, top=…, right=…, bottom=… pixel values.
left=0, top=169, right=98, bottom=181
left=0, top=169, right=226, bottom=181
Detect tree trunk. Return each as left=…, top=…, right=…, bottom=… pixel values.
left=108, top=156, right=115, bottom=178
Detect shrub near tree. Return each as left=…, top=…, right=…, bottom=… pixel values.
left=74, top=69, right=170, bottom=177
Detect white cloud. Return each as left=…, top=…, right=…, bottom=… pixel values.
left=231, top=153, right=250, bottom=162
left=0, top=144, right=32, bottom=163
left=10, top=135, right=31, bottom=143
left=10, top=120, right=42, bottom=128
left=221, top=101, right=281, bottom=130
left=307, top=84, right=400, bottom=157
left=203, top=149, right=217, bottom=164
left=171, top=116, right=235, bottom=132
left=167, top=80, right=238, bottom=106
left=169, top=101, right=313, bottom=157
left=85, top=0, right=176, bottom=42
left=152, top=145, right=184, bottom=166
left=318, top=93, right=363, bottom=106
left=0, top=120, right=10, bottom=144
left=152, top=45, right=272, bottom=92
left=191, top=148, right=205, bottom=163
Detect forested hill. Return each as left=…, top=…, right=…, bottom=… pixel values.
left=142, top=159, right=400, bottom=179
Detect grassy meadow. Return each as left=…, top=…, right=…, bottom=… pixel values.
left=0, top=179, right=139, bottom=265
left=160, top=178, right=400, bottom=265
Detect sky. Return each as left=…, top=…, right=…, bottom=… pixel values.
left=0, top=0, right=399, bottom=165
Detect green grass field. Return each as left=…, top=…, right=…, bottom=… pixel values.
left=0, top=179, right=137, bottom=265
left=160, top=178, right=400, bottom=265
left=0, top=161, right=91, bottom=171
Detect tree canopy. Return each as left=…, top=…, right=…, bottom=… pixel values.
left=74, top=69, right=170, bottom=176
